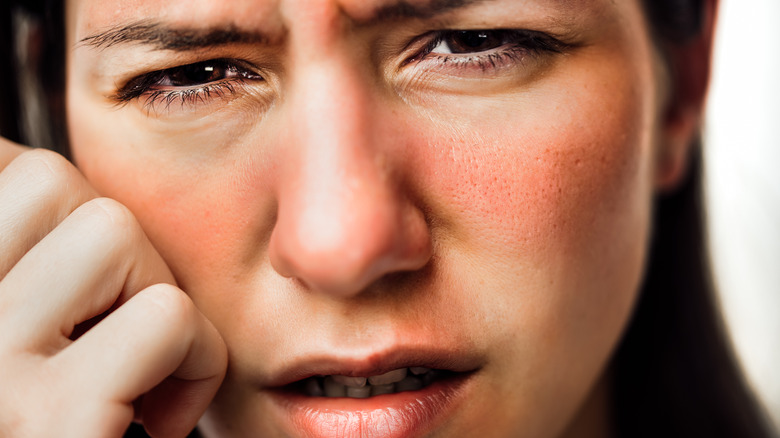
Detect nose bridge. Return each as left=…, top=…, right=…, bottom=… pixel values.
left=281, top=1, right=378, bottom=163
left=294, top=50, right=377, bottom=182
left=289, top=44, right=388, bottom=227
left=269, top=48, right=432, bottom=297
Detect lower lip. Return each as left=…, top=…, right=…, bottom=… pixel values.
left=268, top=373, right=473, bottom=438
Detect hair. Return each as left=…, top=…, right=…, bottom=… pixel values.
left=0, top=1, right=776, bottom=437
left=613, top=2, right=775, bottom=437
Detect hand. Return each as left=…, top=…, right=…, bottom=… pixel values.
left=0, top=139, right=227, bottom=438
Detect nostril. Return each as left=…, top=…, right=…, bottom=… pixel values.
left=270, top=235, right=398, bottom=296
left=268, top=197, right=432, bottom=298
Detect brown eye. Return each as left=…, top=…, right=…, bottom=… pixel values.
left=114, top=58, right=264, bottom=106
left=435, top=30, right=507, bottom=54
left=167, top=60, right=231, bottom=86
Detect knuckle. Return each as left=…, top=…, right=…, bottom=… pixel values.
left=76, top=198, right=143, bottom=244
left=16, top=148, right=70, bottom=173
left=140, top=284, right=196, bottom=329
left=11, top=149, right=76, bottom=194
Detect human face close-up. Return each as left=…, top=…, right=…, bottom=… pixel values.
left=65, top=0, right=674, bottom=436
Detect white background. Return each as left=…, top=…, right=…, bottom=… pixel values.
left=706, top=0, right=780, bottom=431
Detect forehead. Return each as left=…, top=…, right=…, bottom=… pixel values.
left=69, top=0, right=601, bottom=38
left=71, top=0, right=279, bottom=35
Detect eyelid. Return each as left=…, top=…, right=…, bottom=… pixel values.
left=403, top=29, right=565, bottom=63
left=111, top=58, right=263, bottom=104
left=389, top=27, right=574, bottom=99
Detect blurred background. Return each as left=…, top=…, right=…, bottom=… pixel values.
left=705, top=0, right=780, bottom=431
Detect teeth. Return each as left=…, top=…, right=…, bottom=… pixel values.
left=304, top=368, right=446, bottom=398
left=370, top=384, right=395, bottom=396
left=346, top=386, right=371, bottom=398
left=332, top=375, right=367, bottom=387
left=396, top=376, right=423, bottom=392
left=409, top=367, right=431, bottom=375
left=368, top=368, right=408, bottom=385
left=323, top=376, right=346, bottom=397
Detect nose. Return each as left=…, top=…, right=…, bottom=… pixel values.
left=268, top=55, right=432, bottom=298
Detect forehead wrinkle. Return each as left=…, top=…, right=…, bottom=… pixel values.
left=74, top=0, right=601, bottom=52
left=340, top=0, right=602, bottom=27
left=335, top=0, right=493, bottom=25
left=370, top=0, right=488, bottom=21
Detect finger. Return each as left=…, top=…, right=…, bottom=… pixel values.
left=0, top=197, right=175, bottom=351
left=139, top=374, right=221, bottom=437
left=56, top=284, right=227, bottom=437
left=0, top=148, right=97, bottom=279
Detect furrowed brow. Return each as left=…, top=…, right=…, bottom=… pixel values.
left=78, top=20, right=268, bottom=51
left=362, top=0, right=491, bottom=23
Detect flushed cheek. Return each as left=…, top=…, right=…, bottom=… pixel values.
left=397, top=69, right=654, bottom=436
left=420, top=77, right=653, bottom=327
left=414, top=99, right=652, bottom=341
left=412, top=96, right=651, bottom=265
left=70, top=125, right=278, bottom=313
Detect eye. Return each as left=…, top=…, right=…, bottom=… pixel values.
left=163, top=60, right=238, bottom=86
left=403, top=29, right=570, bottom=78
left=113, top=58, right=264, bottom=109
left=430, top=30, right=510, bottom=55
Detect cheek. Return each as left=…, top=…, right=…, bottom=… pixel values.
left=409, top=80, right=653, bottom=269
left=400, top=62, right=655, bottom=434
left=69, top=121, right=278, bottom=300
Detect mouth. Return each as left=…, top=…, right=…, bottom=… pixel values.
left=287, top=366, right=457, bottom=398
left=265, top=351, right=481, bottom=438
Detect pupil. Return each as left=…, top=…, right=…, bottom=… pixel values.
left=448, top=31, right=502, bottom=54
left=173, top=62, right=224, bottom=85
left=457, top=31, right=489, bottom=48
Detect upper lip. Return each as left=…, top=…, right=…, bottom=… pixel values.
left=264, top=345, right=484, bottom=388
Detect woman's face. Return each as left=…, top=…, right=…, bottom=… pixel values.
left=66, top=0, right=669, bottom=436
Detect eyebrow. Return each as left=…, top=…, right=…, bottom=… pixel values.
left=78, top=0, right=492, bottom=52
left=78, top=20, right=268, bottom=51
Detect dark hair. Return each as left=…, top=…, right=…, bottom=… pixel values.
left=616, top=2, right=775, bottom=437
left=612, top=151, right=777, bottom=437
left=0, top=0, right=66, bottom=153
left=0, top=1, right=775, bottom=437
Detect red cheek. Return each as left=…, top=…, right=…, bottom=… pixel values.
left=404, top=123, right=641, bottom=258
left=75, top=149, right=276, bottom=292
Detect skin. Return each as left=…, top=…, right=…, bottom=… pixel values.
left=0, top=143, right=227, bottom=438
left=0, top=0, right=714, bottom=436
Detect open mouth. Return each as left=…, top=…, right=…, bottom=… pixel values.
left=287, top=367, right=456, bottom=398
left=263, top=346, right=483, bottom=438
left=269, top=365, right=477, bottom=438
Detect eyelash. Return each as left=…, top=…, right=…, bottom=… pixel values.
left=112, top=29, right=567, bottom=110
left=410, top=29, right=567, bottom=71
left=112, top=59, right=263, bottom=110
left=121, top=81, right=241, bottom=112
